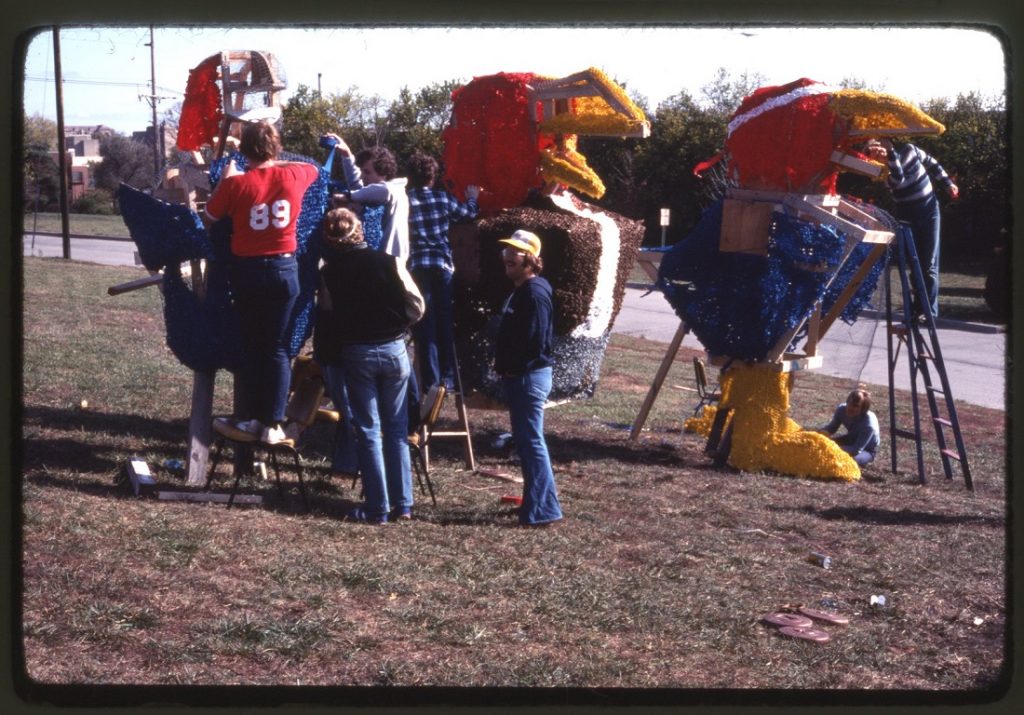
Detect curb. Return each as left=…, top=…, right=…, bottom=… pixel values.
left=26, top=231, right=134, bottom=243
left=624, top=285, right=1006, bottom=335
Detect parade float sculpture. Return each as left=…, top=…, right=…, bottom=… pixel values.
left=655, top=78, right=945, bottom=480
left=440, top=68, right=651, bottom=403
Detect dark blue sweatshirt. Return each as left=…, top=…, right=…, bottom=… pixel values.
left=494, top=276, right=554, bottom=376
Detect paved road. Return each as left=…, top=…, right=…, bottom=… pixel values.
left=22, top=232, right=1007, bottom=410
left=23, top=232, right=139, bottom=267
left=614, top=285, right=1007, bottom=411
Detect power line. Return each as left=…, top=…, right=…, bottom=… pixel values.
left=24, top=75, right=183, bottom=95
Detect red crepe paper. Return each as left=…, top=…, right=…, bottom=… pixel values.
left=176, top=55, right=224, bottom=151
left=725, top=78, right=841, bottom=194
left=442, top=73, right=559, bottom=212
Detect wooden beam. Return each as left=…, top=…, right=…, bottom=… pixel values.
left=476, top=469, right=523, bottom=484
left=830, top=150, right=884, bottom=179
left=848, top=127, right=943, bottom=137
left=772, top=354, right=824, bottom=373
left=108, top=263, right=193, bottom=296
left=534, top=86, right=602, bottom=101
left=635, top=251, right=662, bottom=282
left=108, top=273, right=164, bottom=296
left=629, top=321, right=689, bottom=440
left=158, top=491, right=263, bottom=505
left=804, top=304, right=822, bottom=357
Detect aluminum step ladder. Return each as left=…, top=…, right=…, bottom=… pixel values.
left=884, top=223, right=972, bottom=489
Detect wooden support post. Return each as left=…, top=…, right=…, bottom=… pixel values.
left=629, top=321, right=689, bottom=440
left=185, top=257, right=215, bottom=486
left=186, top=370, right=216, bottom=486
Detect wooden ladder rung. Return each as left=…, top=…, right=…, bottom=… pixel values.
left=892, top=428, right=919, bottom=440
left=933, top=417, right=953, bottom=427
left=940, top=448, right=963, bottom=461
left=926, top=386, right=945, bottom=395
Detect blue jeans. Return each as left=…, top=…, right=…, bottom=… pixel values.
left=837, top=435, right=876, bottom=467
left=502, top=367, right=563, bottom=525
left=228, top=254, right=299, bottom=425
left=897, top=196, right=941, bottom=318
left=411, top=266, right=456, bottom=390
left=340, top=339, right=413, bottom=518
left=323, top=365, right=358, bottom=475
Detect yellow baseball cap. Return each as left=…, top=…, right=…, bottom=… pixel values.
left=498, top=229, right=542, bottom=258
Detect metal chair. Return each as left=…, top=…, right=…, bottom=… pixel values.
left=205, top=364, right=326, bottom=510
left=408, top=384, right=446, bottom=506
left=692, top=357, right=722, bottom=417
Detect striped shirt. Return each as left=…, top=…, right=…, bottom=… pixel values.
left=407, top=186, right=478, bottom=272
left=886, top=143, right=954, bottom=205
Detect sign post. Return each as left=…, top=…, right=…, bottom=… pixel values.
left=659, top=207, right=670, bottom=247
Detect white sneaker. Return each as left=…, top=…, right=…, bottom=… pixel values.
left=261, top=423, right=295, bottom=447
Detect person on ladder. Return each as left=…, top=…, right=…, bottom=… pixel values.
left=405, top=151, right=480, bottom=394
left=866, top=138, right=959, bottom=319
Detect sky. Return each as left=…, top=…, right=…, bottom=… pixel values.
left=20, top=25, right=1007, bottom=136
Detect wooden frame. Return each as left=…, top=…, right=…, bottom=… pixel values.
left=528, top=69, right=651, bottom=138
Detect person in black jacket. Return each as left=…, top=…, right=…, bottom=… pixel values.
left=495, top=230, right=563, bottom=527
left=315, top=208, right=424, bottom=524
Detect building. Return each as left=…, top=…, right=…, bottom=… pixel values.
left=51, top=129, right=106, bottom=201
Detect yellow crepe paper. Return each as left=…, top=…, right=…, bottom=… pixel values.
left=714, top=364, right=860, bottom=481
left=831, top=89, right=945, bottom=135
left=683, top=405, right=719, bottom=436
left=539, top=142, right=606, bottom=198
left=537, top=67, right=649, bottom=137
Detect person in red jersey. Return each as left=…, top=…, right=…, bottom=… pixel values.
left=206, top=120, right=318, bottom=445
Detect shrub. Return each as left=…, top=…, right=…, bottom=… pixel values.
left=72, top=189, right=117, bottom=215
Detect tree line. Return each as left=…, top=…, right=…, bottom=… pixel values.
left=23, top=70, right=1008, bottom=260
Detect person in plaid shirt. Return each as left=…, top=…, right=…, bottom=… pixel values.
left=406, top=151, right=480, bottom=391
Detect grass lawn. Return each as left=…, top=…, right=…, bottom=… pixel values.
left=15, top=256, right=1009, bottom=703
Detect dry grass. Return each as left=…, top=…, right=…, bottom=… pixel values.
left=15, top=257, right=1010, bottom=706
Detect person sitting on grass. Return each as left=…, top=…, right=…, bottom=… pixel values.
left=816, top=388, right=880, bottom=467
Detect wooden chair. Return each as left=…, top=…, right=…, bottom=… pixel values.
left=205, top=363, right=326, bottom=510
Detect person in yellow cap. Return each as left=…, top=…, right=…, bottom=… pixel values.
left=494, top=229, right=563, bottom=527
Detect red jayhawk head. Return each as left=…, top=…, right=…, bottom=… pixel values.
left=723, top=78, right=945, bottom=194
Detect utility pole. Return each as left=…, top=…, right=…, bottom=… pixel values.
left=317, top=72, right=322, bottom=96
left=147, top=25, right=160, bottom=176
left=52, top=27, right=71, bottom=259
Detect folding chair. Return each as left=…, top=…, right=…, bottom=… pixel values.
left=692, top=357, right=722, bottom=417
left=205, top=365, right=326, bottom=510
left=408, top=383, right=446, bottom=506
